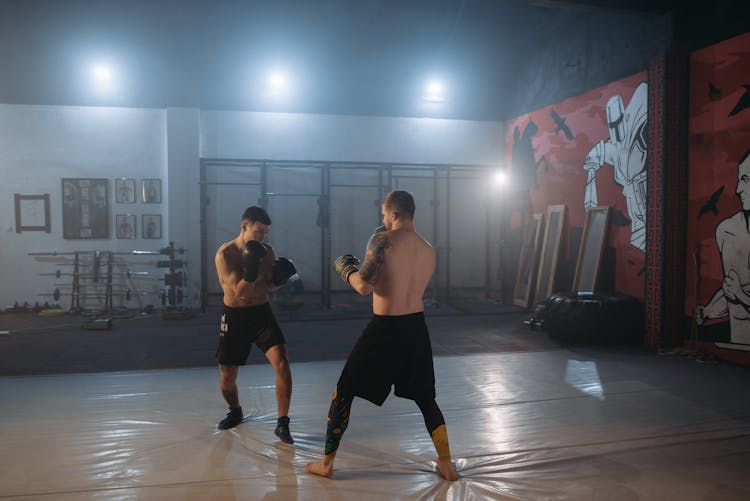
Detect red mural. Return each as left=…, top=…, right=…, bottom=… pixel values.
left=687, top=32, right=750, bottom=359
left=504, top=72, right=647, bottom=300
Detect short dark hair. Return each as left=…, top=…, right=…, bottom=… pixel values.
left=383, top=190, right=415, bottom=218
left=242, top=206, right=271, bottom=225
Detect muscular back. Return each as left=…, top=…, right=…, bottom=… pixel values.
left=361, top=228, right=435, bottom=315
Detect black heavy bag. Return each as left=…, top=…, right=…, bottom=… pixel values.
left=541, top=292, right=644, bottom=344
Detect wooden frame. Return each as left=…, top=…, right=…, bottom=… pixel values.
left=513, top=213, right=544, bottom=308
left=573, top=205, right=611, bottom=293
left=533, top=204, right=566, bottom=305
left=14, top=194, right=51, bottom=233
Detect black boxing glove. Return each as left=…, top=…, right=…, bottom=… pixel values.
left=272, top=257, right=297, bottom=286
left=242, top=240, right=267, bottom=282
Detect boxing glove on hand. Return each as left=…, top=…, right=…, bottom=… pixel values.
left=242, top=241, right=267, bottom=283
left=272, top=257, right=297, bottom=286
left=333, top=254, right=360, bottom=283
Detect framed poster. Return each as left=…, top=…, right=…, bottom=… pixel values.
left=142, top=214, right=161, bottom=239
left=61, top=178, right=109, bottom=239
left=141, top=178, right=161, bottom=204
left=533, top=204, right=566, bottom=305
left=115, top=178, right=136, bottom=204
left=512, top=213, right=544, bottom=309
left=573, top=206, right=611, bottom=293
left=14, top=194, right=51, bottom=233
left=115, top=214, right=136, bottom=239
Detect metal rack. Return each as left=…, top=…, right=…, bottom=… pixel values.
left=31, top=243, right=187, bottom=314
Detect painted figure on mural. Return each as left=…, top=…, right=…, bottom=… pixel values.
left=582, top=81, right=648, bottom=252
left=512, top=120, right=540, bottom=192
left=696, top=149, right=750, bottom=346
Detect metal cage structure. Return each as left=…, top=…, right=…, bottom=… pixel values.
left=199, top=159, right=505, bottom=311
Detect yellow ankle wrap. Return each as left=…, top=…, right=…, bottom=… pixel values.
left=430, top=424, right=451, bottom=460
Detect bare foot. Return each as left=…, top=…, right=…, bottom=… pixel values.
left=437, top=458, right=458, bottom=481
left=306, top=459, right=334, bottom=478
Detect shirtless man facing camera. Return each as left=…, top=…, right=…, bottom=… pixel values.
left=214, top=206, right=297, bottom=444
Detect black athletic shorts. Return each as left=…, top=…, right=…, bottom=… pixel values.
left=337, top=311, right=436, bottom=406
left=216, top=303, right=286, bottom=365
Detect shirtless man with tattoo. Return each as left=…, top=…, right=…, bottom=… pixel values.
left=306, top=190, right=458, bottom=481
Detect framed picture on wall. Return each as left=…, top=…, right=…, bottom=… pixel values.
left=14, top=193, right=51, bottom=233
left=115, top=214, right=136, bottom=239
left=115, top=178, right=136, bottom=204
left=141, top=178, right=161, bottom=204
left=61, top=178, right=109, bottom=239
left=142, top=214, right=161, bottom=239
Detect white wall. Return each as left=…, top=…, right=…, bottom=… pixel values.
left=0, top=104, right=167, bottom=309
left=200, top=110, right=504, bottom=164
left=166, top=108, right=201, bottom=307
left=199, top=110, right=507, bottom=301
left=0, top=104, right=505, bottom=309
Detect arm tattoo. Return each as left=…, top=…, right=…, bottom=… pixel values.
left=359, top=233, right=390, bottom=285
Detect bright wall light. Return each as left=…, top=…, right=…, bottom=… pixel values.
left=88, top=62, right=117, bottom=95
left=266, top=70, right=289, bottom=96
left=92, top=64, right=112, bottom=82
left=493, top=169, right=509, bottom=187
left=423, top=79, right=445, bottom=102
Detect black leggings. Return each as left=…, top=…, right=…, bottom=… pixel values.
left=323, top=382, right=446, bottom=455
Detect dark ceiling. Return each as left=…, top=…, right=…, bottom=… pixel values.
left=0, top=0, right=744, bottom=121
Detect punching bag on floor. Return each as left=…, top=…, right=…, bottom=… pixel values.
left=541, top=292, right=644, bottom=344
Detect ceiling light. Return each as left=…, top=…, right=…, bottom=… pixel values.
left=91, top=64, right=112, bottom=82
left=423, top=79, right=445, bottom=102
left=267, top=71, right=289, bottom=96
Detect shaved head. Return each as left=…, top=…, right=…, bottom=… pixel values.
left=382, top=190, right=415, bottom=219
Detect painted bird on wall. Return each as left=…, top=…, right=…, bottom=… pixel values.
left=728, top=84, right=750, bottom=117
left=550, top=109, right=574, bottom=140
left=698, top=186, right=724, bottom=218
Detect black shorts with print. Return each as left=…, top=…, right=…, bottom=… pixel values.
left=336, top=311, right=436, bottom=406
left=216, top=303, right=286, bottom=366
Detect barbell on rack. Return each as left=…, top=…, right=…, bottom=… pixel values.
left=40, top=269, right=151, bottom=279
left=29, top=245, right=186, bottom=257
left=40, top=288, right=152, bottom=302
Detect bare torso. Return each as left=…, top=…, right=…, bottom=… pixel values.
left=371, top=229, right=435, bottom=315
left=215, top=238, right=275, bottom=307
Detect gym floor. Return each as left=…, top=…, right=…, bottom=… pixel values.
left=0, top=298, right=550, bottom=376
left=1, top=300, right=750, bottom=499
